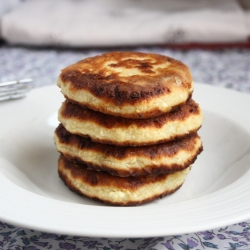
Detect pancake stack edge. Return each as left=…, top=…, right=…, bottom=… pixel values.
left=54, top=51, right=203, bottom=206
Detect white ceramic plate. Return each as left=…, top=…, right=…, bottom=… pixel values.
left=0, top=83, right=250, bottom=238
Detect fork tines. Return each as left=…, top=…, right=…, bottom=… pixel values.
left=0, top=79, right=33, bottom=101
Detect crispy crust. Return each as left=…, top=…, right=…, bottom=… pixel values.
left=58, top=154, right=191, bottom=206
left=57, top=51, right=193, bottom=118
left=55, top=124, right=203, bottom=177
left=58, top=98, right=203, bottom=146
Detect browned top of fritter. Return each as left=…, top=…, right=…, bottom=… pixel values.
left=59, top=154, right=173, bottom=190
left=55, top=124, right=202, bottom=176
left=59, top=51, right=192, bottom=105
left=59, top=98, right=200, bottom=129
left=56, top=123, right=199, bottom=159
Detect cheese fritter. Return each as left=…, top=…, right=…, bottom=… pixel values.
left=57, top=51, right=193, bottom=118
left=58, top=98, right=203, bottom=146
left=55, top=124, right=202, bottom=177
left=58, top=154, right=191, bottom=206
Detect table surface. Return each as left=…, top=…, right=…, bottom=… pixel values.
left=1, top=45, right=250, bottom=250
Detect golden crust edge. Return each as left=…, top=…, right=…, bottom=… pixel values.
left=58, top=155, right=191, bottom=206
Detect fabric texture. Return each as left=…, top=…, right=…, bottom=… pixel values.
left=1, top=221, right=250, bottom=249
left=1, top=0, right=250, bottom=47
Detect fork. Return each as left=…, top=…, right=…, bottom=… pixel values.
left=0, top=79, right=33, bottom=101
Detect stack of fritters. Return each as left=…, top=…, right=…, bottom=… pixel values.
left=54, top=51, right=203, bottom=206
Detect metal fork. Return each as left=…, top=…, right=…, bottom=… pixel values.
left=0, top=79, right=33, bottom=101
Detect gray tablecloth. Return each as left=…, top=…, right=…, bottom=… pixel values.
left=1, top=45, right=250, bottom=250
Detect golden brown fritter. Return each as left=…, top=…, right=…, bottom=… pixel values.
left=58, top=154, right=191, bottom=206
left=58, top=98, right=203, bottom=146
left=55, top=124, right=202, bottom=177
left=57, top=51, right=193, bottom=118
